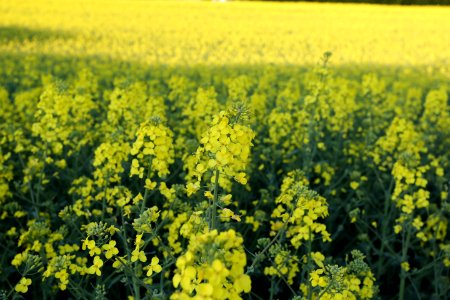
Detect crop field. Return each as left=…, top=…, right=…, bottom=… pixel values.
left=0, top=0, right=449, bottom=299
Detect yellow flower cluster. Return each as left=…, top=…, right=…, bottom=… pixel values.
left=104, top=83, right=167, bottom=141
left=131, top=233, right=147, bottom=263
left=421, top=88, right=450, bottom=138
left=47, top=255, right=84, bottom=290
left=15, top=277, right=32, bottom=293
left=181, top=87, right=221, bottom=140
left=93, top=141, right=131, bottom=185
left=305, top=251, right=376, bottom=300
left=130, top=121, right=175, bottom=179
left=308, top=269, right=376, bottom=300
left=172, top=229, right=251, bottom=299
left=392, top=160, right=429, bottom=217
left=133, top=206, right=160, bottom=233
left=167, top=213, right=189, bottom=254
left=372, top=117, right=426, bottom=171
left=191, top=111, right=255, bottom=191
left=270, top=171, right=331, bottom=249
left=263, top=247, right=300, bottom=285
left=32, top=82, right=97, bottom=155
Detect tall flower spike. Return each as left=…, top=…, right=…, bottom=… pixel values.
left=130, top=121, right=175, bottom=179
left=190, top=110, right=255, bottom=191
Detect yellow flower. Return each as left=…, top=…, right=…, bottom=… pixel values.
left=112, top=256, right=126, bottom=269
left=11, top=252, right=26, bottom=267
left=412, top=217, right=424, bottom=230
left=88, top=256, right=104, bottom=276
left=82, top=238, right=101, bottom=256
left=145, top=179, right=157, bottom=190
left=102, top=240, right=119, bottom=259
left=401, top=261, right=410, bottom=272
left=15, top=277, right=32, bottom=293
left=311, top=252, right=325, bottom=268
left=350, top=181, right=359, bottom=190
left=107, top=225, right=120, bottom=235
left=220, top=194, right=232, bottom=205
left=146, top=257, right=162, bottom=276
left=186, top=182, right=200, bottom=196
left=234, top=274, right=251, bottom=293
left=131, top=249, right=147, bottom=263
left=132, top=193, right=143, bottom=205
left=196, top=283, right=213, bottom=296
left=82, top=238, right=95, bottom=251
left=55, top=269, right=69, bottom=290
left=196, top=163, right=206, bottom=173
left=310, top=269, right=327, bottom=287
left=234, top=172, right=248, bottom=185
left=135, top=233, right=144, bottom=248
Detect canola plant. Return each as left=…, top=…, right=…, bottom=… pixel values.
left=0, top=0, right=449, bottom=299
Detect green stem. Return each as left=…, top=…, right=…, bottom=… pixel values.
left=35, top=147, right=48, bottom=206
left=118, top=212, right=140, bottom=298
left=269, top=278, right=275, bottom=300
left=376, top=176, right=394, bottom=279
left=116, top=257, right=141, bottom=299
left=432, top=215, right=443, bottom=298
left=306, top=228, right=313, bottom=300
left=211, top=169, right=219, bottom=230
left=160, top=268, right=165, bottom=298
left=133, top=273, right=141, bottom=300
left=399, top=225, right=412, bottom=300
left=140, top=158, right=153, bottom=214
left=101, top=175, right=111, bottom=222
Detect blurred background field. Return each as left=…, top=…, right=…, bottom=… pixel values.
left=1, top=0, right=450, bottom=67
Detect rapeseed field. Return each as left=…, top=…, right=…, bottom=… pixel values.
left=0, top=0, right=449, bottom=299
